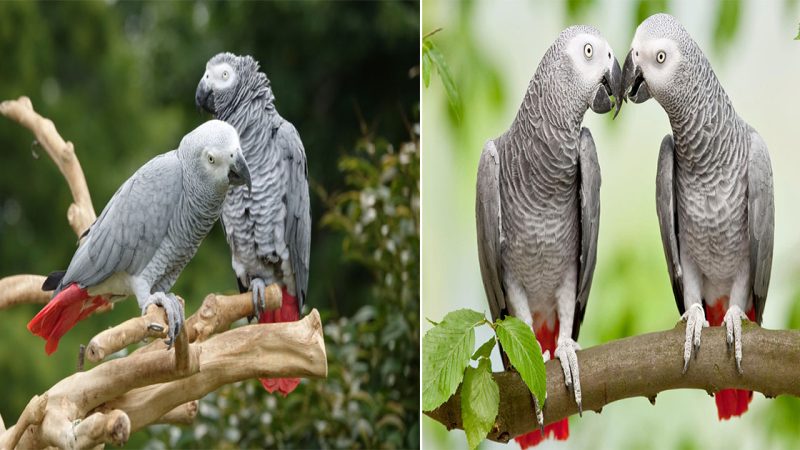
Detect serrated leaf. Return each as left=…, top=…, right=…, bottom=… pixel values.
left=425, top=41, right=462, bottom=121
left=421, top=42, right=432, bottom=88
left=462, top=358, right=499, bottom=450
left=422, top=309, right=486, bottom=411
left=472, top=337, right=496, bottom=360
left=495, top=316, right=546, bottom=405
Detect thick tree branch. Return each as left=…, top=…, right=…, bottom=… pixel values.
left=426, top=323, right=800, bottom=443
left=0, top=275, right=50, bottom=309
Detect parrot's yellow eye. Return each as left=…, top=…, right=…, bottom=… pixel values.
left=222, top=71, right=229, bottom=79
left=208, top=155, right=215, bottom=164
left=583, top=43, right=593, bottom=59
left=657, top=51, right=666, bottom=64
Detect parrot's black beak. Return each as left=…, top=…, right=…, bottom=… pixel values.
left=622, top=49, right=651, bottom=104
left=195, top=79, right=216, bottom=114
left=229, top=151, right=252, bottom=192
left=590, top=56, right=623, bottom=118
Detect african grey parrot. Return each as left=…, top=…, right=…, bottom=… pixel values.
left=195, top=53, right=310, bottom=396
left=622, top=13, right=774, bottom=419
left=29, top=120, right=251, bottom=354
left=476, top=25, right=622, bottom=447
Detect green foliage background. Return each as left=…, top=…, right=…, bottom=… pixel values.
left=0, top=1, right=419, bottom=448
left=422, top=0, right=800, bottom=449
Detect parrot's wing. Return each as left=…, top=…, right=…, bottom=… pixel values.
left=747, top=130, right=774, bottom=324
left=278, top=120, right=311, bottom=310
left=476, top=139, right=506, bottom=322
left=573, top=128, right=601, bottom=340
left=63, top=151, right=183, bottom=289
left=656, top=135, right=684, bottom=314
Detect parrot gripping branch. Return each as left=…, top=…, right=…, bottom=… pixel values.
left=0, top=98, right=328, bottom=449
left=426, top=322, right=800, bottom=443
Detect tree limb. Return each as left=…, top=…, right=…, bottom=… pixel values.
left=425, top=323, right=800, bottom=443
left=0, top=96, right=96, bottom=236
left=0, top=275, right=50, bottom=309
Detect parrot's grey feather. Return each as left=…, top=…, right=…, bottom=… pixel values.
left=573, top=127, right=601, bottom=340
left=277, top=120, right=311, bottom=309
left=747, top=130, right=773, bottom=324
left=655, top=134, right=684, bottom=314
left=60, top=152, right=183, bottom=292
left=475, top=139, right=505, bottom=321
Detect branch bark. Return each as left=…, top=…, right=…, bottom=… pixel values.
left=0, top=96, right=96, bottom=236
left=425, top=323, right=800, bottom=443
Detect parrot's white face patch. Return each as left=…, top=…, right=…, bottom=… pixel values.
left=565, top=33, right=616, bottom=86
left=204, top=62, right=237, bottom=91
left=629, top=35, right=682, bottom=98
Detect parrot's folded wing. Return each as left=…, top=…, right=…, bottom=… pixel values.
left=747, top=130, right=774, bottom=324
left=573, top=128, right=601, bottom=340
left=655, top=134, right=684, bottom=314
left=476, top=139, right=506, bottom=322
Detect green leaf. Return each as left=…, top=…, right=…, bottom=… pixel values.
left=462, top=358, right=499, bottom=450
left=421, top=43, right=432, bottom=88
left=422, top=309, right=486, bottom=411
left=795, top=23, right=800, bottom=40
left=471, top=337, right=496, bottom=360
left=495, top=316, right=546, bottom=405
left=713, top=0, right=741, bottom=51
left=424, top=40, right=463, bottom=121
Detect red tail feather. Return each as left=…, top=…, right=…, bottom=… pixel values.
left=258, top=287, right=301, bottom=396
left=704, top=298, right=755, bottom=420
left=27, top=283, right=108, bottom=355
left=514, top=315, right=569, bottom=448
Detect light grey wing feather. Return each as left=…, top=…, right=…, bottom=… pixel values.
left=656, top=135, right=684, bottom=314
left=573, top=128, right=601, bottom=340
left=476, top=139, right=505, bottom=322
left=278, top=121, right=311, bottom=310
left=747, top=130, right=773, bottom=324
left=62, top=152, right=183, bottom=290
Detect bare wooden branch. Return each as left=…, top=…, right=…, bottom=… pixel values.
left=157, top=401, right=198, bottom=425
left=0, top=275, right=50, bottom=310
left=0, top=393, right=47, bottom=450
left=0, top=96, right=96, bottom=236
left=105, top=309, right=327, bottom=432
left=86, top=304, right=168, bottom=362
left=426, top=322, right=800, bottom=443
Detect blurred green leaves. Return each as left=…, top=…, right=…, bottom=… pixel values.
left=423, top=31, right=463, bottom=121
left=635, top=0, right=668, bottom=24
left=713, top=0, right=741, bottom=52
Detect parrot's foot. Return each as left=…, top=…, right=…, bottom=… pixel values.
left=681, top=303, right=708, bottom=374
left=142, top=292, right=184, bottom=348
left=249, top=278, right=267, bottom=322
left=724, top=305, right=748, bottom=374
left=554, top=338, right=582, bottom=416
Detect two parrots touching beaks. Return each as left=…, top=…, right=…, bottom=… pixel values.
left=477, top=13, right=773, bottom=447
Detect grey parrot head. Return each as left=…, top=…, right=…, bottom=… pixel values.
left=195, top=53, right=273, bottom=118
left=541, top=25, right=624, bottom=120
left=622, top=14, right=700, bottom=106
left=179, top=120, right=252, bottom=191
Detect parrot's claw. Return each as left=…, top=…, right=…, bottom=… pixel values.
left=681, top=303, right=707, bottom=374
left=249, top=278, right=267, bottom=322
left=555, top=338, right=582, bottom=416
left=532, top=390, right=545, bottom=435
left=143, top=292, right=184, bottom=349
left=723, top=305, right=747, bottom=374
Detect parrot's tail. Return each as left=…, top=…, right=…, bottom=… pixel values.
left=705, top=298, right=756, bottom=420
left=27, top=283, right=108, bottom=355
left=258, top=287, right=301, bottom=396
left=514, top=317, right=569, bottom=449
